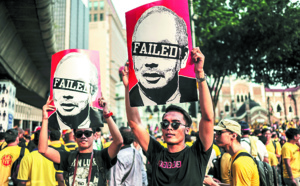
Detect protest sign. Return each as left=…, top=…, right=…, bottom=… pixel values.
left=49, top=49, right=103, bottom=130
left=126, top=0, right=198, bottom=107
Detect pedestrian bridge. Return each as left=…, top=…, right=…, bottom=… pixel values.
left=0, top=0, right=55, bottom=108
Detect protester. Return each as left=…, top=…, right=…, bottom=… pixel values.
left=38, top=97, right=123, bottom=186
left=17, top=130, right=61, bottom=186
left=214, top=119, right=259, bottom=186
left=64, top=130, right=78, bottom=151
left=281, top=128, right=300, bottom=186
left=0, top=129, right=29, bottom=185
left=109, top=127, right=148, bottom=186
left=122, top=47, right=214, bottom=185
left=239, top=121, right=269, bottom=162
left=93, top=127, right=104, bottom=150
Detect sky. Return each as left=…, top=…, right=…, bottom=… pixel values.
left=111, top=0, right=157, bottom=28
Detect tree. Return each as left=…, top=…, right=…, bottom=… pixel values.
left=192, top=0, right=300, bottom=114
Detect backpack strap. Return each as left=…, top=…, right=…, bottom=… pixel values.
left=19, top=146, right=25, bottom=158
left=121, top=149, right=135, bottom=184
left=94, top=150, right=107, bottom=184
left=272, top=141, right=277, bottom=152
left=231, top=152, right=254, bottom=177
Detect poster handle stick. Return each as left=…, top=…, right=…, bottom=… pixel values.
left=190, top=0, right=196, bottom=48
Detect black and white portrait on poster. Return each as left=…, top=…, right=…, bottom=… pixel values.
left=48, top=49, right=103, bottom=130
left=126, top=1, right=198, bottom=107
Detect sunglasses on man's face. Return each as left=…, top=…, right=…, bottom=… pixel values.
left=75, top=130, right=93, bottom=138
left=96, top=128, right=101, bottom=132
left=160, top=121, right=187, bottom=130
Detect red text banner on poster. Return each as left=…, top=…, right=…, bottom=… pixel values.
left=49, top=49, right=103, bottom=130
left=125, top=0, right=198, bottom=107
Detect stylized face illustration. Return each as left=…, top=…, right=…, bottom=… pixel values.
left=133, top=12, right=181, bottom=89
left=53, top=54, right=92, bottom=116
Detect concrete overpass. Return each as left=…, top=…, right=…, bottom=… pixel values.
left=0, top=0, right=55, bottom=108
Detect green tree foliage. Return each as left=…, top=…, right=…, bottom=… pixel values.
left=192, top=0, right=300, bottom=110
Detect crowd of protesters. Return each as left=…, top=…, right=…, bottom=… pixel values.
left=0, top=47, right=299, bottom=186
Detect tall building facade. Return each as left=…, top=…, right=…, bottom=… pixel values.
left=89, top=0, right=127, bottom=127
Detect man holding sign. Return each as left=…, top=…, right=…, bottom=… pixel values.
left=129, top=6, right=197, bottom=106
left=122, top=47, right=214, bottom=185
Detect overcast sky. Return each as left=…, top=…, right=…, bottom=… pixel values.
left=111, top=0, right=157, bottom=28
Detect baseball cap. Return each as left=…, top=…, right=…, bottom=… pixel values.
left=214, top=119, right=241, bottom=136
left=238, top=121, right=250, bottom=131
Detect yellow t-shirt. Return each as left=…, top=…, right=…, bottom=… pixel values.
left=185, top=141, right=193, bottom=147
left=230, top=149, right=260, bottom=186
left=266, top=141, right=281, bottom=157
left=267, top=151, right=278, bottom=167
left=281, top=142, right=300, bottom=178
left=17, top=150, right=57, bottom=186
left=103, top=141, right=112, bottom=148
left=221, top=152, right=231, bottom=184
left=213, top=144, right=221, bottom=158
left=0, top=141, right=7, bottom=150
left=0, top=146, right=29, bottom=186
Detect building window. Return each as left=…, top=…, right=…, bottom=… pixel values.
left=100, top=13, right=104, bottom=21
left=237, top=95, right=240, bottom=102
left=94, top=2, right=98, bottom=10
left=89, top=14, right=91, bottom=22
left=241, top=95, right=244, bottom=102
left=225, top=105, right=230, bottom=112
left=289, top=106, right=293, bottom=112
left=245, top=95, right=247, bottom=101
left=100, top=1, right=104, bottom=10
left=94, top=14, right=98, bottom=21
left=89, top=2, right=92, bottom=11
left=277, top=104, right=281, bottom=112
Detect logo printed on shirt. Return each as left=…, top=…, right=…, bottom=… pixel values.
left=158, top=160, right=181, bottom=169
left=1, top=154, right=13, bottom=166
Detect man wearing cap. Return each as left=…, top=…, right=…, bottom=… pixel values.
left=214, top=119, right=259, bottom=186
left=122, top=47, right=214, bottom=185
left=239, top=121, right=269, bottom=163
left=0, top=129, right=29, bottom=185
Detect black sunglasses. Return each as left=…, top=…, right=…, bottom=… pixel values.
left=96, top=128, right=101, bottom=132
left=75, top=130, right=93, bottom=138
left=160, top=121, right=187, bottom=130
left=215, top=130, right=231, bottom=136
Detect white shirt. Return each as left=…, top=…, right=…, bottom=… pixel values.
left=241, top=137, right=269, bottom=161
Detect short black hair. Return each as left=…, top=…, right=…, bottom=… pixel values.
left=285, top=128, right=300, bottom=141
left=33, top=130, right=40, bottom=146
left=50, top=130, right=61, bottom=141
left=241, top=130, right=250, bottom=135
left=0, top=132, right=5, bottom=140
left=163, top=105, right=192, bottom=127
left=261, top=128, right=271, bottom=135
left=258, top=135, right=267, bottom=145
left=5, top=129, right=18, bottom=144
left=119, top=126, right=135, bottom=145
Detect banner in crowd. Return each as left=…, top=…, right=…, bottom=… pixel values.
left=0, top=80, right=16, bottom=131
left=125, top=0, right=198, bottom=107
left=49, top=49, right=103, bottom=130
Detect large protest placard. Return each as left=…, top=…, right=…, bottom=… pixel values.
left=126, top=0, right=198, bottom=107
left=48, top=49, right=103, bottom=130
left=0, top=80, right=16, bottom=131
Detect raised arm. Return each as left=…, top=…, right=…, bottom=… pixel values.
left=122, top=63, right=150, bottom=152
left=191, top=48, right=214, bottom=151
left=99, top=97, right=123, bottom=159
left=38, top=97, right=61, bottom=163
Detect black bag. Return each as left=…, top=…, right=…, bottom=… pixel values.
left=11, top=147, right=26, bottom=186
left=232, top=152, right=275, bottom=186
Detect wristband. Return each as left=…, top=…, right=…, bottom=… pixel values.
left=196, top=74, right=206, bottom=83
left=104, top=111, right=113, bottom=119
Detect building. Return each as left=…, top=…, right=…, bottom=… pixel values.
left=89, top=0, right=127, bottom=127
left=215, top=76, right=300, bottom=125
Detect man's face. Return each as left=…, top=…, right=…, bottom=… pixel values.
left=53, top=57, right=91, bottom=116
left=215, top=130, right=233, bottom=148
left=133, top=13, right=181, bottom=89
left=264, top=130, right=272, bottom=141
left=75, top=128, right=95, bottom=149
left=161, top=111, right=187, bottom=144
